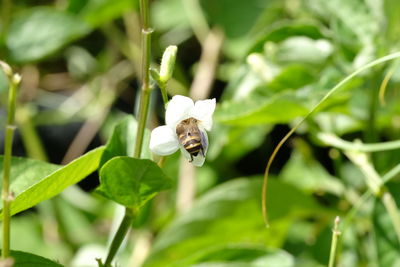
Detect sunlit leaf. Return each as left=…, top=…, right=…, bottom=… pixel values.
left=250, top=23, right=325, bottom=53
left=274, top=37, right=333, bottom=65
left=0, top=146, right=104, bottom=217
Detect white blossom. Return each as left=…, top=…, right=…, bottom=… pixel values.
left=149, top=95, right=216, bottom=166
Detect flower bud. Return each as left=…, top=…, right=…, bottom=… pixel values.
left=159, top=45, right=177, bottom=84
left=12, top=74, right=21, bottom=85
left=0, top=61, right=12, bottom=78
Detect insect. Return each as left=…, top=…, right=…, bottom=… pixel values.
left=176, top=117, right=207, bottom=162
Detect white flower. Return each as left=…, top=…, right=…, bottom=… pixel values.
left=149, top=95, right=216, bottom=167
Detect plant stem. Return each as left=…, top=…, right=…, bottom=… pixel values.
left=134, top=0, right=153, bottom=159
left=1, top=0, right=11, bottom=44
left=261, top=51, right=400, bottom=225
left=159, top=83, right=169, bottom=106
left=346, top=150, right=400, bottom=244
left=104, top=208, right=135, bottom=267
left=328, top=216, right=341, bottom=267
left=103, top=0, right=152, bottom=265
left=381, top=191, right=400, bottom=242
left=2, top=72, right=19, bottom=259
left=317, top=132, right=400, bottom=152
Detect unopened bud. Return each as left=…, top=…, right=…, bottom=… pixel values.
left=159, top=45, right=177, bottom=84
left=0, top=61, right=12, bottom=78
left=12, top=73, right=21, bottom=85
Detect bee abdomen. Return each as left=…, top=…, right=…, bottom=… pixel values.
left=183, top=138, right=202, bottom=155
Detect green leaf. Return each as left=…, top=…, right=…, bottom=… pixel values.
left=373, top=197, right=400, bottom=266
left=249, top=23, right=325, bottom=53
left=79, top=0, right=137, bottom=27
left=152, top=0, right=190, bottom=32
left=268, top=64, right=316, bottom=92
left=215, top=93, right=309, bottom=126
left=384, top=0, right=400, bottom=45
left=144, top=178, right=321, bottom=266
left=281, top=149, right=344, bottom=195
left=274, top=37, right=333, bottom=65
left=7, top=7, right=91, bottom=63
left=185, top=245, right=294, bottom=267
left=100, top=115, right=152, bottom=168
left=0, top=157, right=60, bottom=200
left=200, top=0, right=268, bottom=38
left=9, top=250, right=63, bottom=266
left=97, top=156, right=172, bottom=208
left=0, top=146, right=104, bottom=217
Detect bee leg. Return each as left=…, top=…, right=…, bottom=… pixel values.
left=200, top=148, right=205, bottom=157
left=189, top=154, right=194, bottom=162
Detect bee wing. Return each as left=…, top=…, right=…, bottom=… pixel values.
left=199, top=128, right=208, bottom=157
left=179, top=129, right=208, bottom=167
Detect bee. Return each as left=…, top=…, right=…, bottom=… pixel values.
left=176, top=117, right=207, bottom=162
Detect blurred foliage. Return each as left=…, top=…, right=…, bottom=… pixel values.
left=0, top=0, right=400, bottom=266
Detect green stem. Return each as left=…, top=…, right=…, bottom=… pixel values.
left=103, top=0, right=152, bottom=265
left=346, top=150, right=400, bottom=244
left=2, top=73, right=19, bottom=259
left=328, top=216, right=341, bottom=267
left=382, top=162, right=400, bottom=183
left=317, top=132, right=400, bottom=152
left=2, top=126, right=14, bottom=259
left=159, top=83, right=169, bottom=106
left=381, top=191, right=400, bottom=242
left=104, top=208, right=135, bottom=267
left=1, top=0, right=11, bottom=45
left=134, top=18, right=152, bottom=158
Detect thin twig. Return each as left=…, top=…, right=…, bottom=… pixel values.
left=328, top=216, right=341, bottom=267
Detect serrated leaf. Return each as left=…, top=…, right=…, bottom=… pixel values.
left=97, top=156, right=171, bottom=208
left=0, top=146, right=104, bottom=217
left=7, top=7, right=91, bottom=63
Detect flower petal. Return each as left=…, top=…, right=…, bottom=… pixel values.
left=165, top=95, right=194, bottom=129
left=149, top=126, right=179, bottom=155
left=191, top=98, right=216, bottom=131
left=179, top=146, right=206, bottom=167
left=192, top=154, right=206, bottom=167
